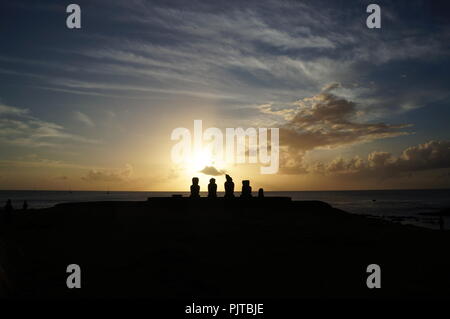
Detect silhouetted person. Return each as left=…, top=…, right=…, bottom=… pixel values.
left=22, top=200, right=28, bottom=210
left=258, top=188, right=264, bottom=198
left=208, top=178, right=217, bottom=198
left=190, top=177, right=200, bottom=198
left=241, top=180, right=252, bottom=198
left=4, top=199, right=13, bottom=223
left=224, top=174, right=235, bottom=198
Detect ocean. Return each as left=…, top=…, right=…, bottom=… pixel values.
left=1, top=189, right=449, bottom=230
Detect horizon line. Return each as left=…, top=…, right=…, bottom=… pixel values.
left=1, top=188, right=449, bottom=193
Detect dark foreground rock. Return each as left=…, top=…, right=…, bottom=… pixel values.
left=1, top=197, right=450, bottom=299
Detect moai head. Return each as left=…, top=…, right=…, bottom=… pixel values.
left=258, top=188, right=264, bottom=197
left=192, top=177, right=199, bottom=185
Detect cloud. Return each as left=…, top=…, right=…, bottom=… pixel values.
left=73, top=111, right=95, bottom=127
left=199, top=166, right=226, bottom=176
left=81, top=164, right=134, bottom=183
left=312, top=140, right=450, bottom=177
left=311, top=156, right=367, bottom=175
left=272, top=86, right=413, bottom=174
left=258, top=103, right=297, bottom=121
left=321, top=82, right=340, bottom=93
left=0, top=103, right=99, bottom=147
left=278, top=150, right=309, bottom=175
left=0, top=104, right=29, bottom=116
left=393, top=140, right=450, bottom=172
left=0, top=154, right=88, bottom=170
left=279, top=87, right=411, bottom=151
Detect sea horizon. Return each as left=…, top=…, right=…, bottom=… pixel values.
left=1, top=187, right=449, bottom=192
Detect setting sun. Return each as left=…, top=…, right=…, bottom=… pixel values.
left=184, top=148, right=227, bottom=177
left=188, top=149, right=214, bottom=172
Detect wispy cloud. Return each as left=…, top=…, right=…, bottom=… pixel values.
left=0, top=103, right=29, bottom=116
left=74, top=111, right=95, bottom=127
left=1, top=1, right=448, bottom=115
left=0, top=103, right=99, bottom=147
left=81, top=164, right=134, bottom=183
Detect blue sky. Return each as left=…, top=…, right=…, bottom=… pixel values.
left=0, top=0, right=449, bottom=190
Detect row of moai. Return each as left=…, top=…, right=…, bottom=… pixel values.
left=190, top=174, right=264, bottom=198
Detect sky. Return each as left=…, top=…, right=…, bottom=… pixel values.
left=0, top=0, right=449, bottom=191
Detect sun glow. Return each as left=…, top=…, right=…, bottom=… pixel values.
left=184, top=148, right=227, bottom=176
left=190, top=149, right=213, bottom=171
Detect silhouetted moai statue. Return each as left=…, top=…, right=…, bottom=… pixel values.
left=190, top=177, right=200, bottom=198
left=23, top=200, right=28, bottom=211
left=208, top=178, right=217, bottom=198
left=224, top=174, right=235, bottom=198
left=4, top=199, right=13, bottom=223
left=258, top=188, right=264, bottom=198
left=241, top=180, right=252, bottom=198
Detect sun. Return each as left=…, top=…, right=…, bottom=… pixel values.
left=185, top=148, right=227, bottom=176
left=186, top=149, right=213, bottom=173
